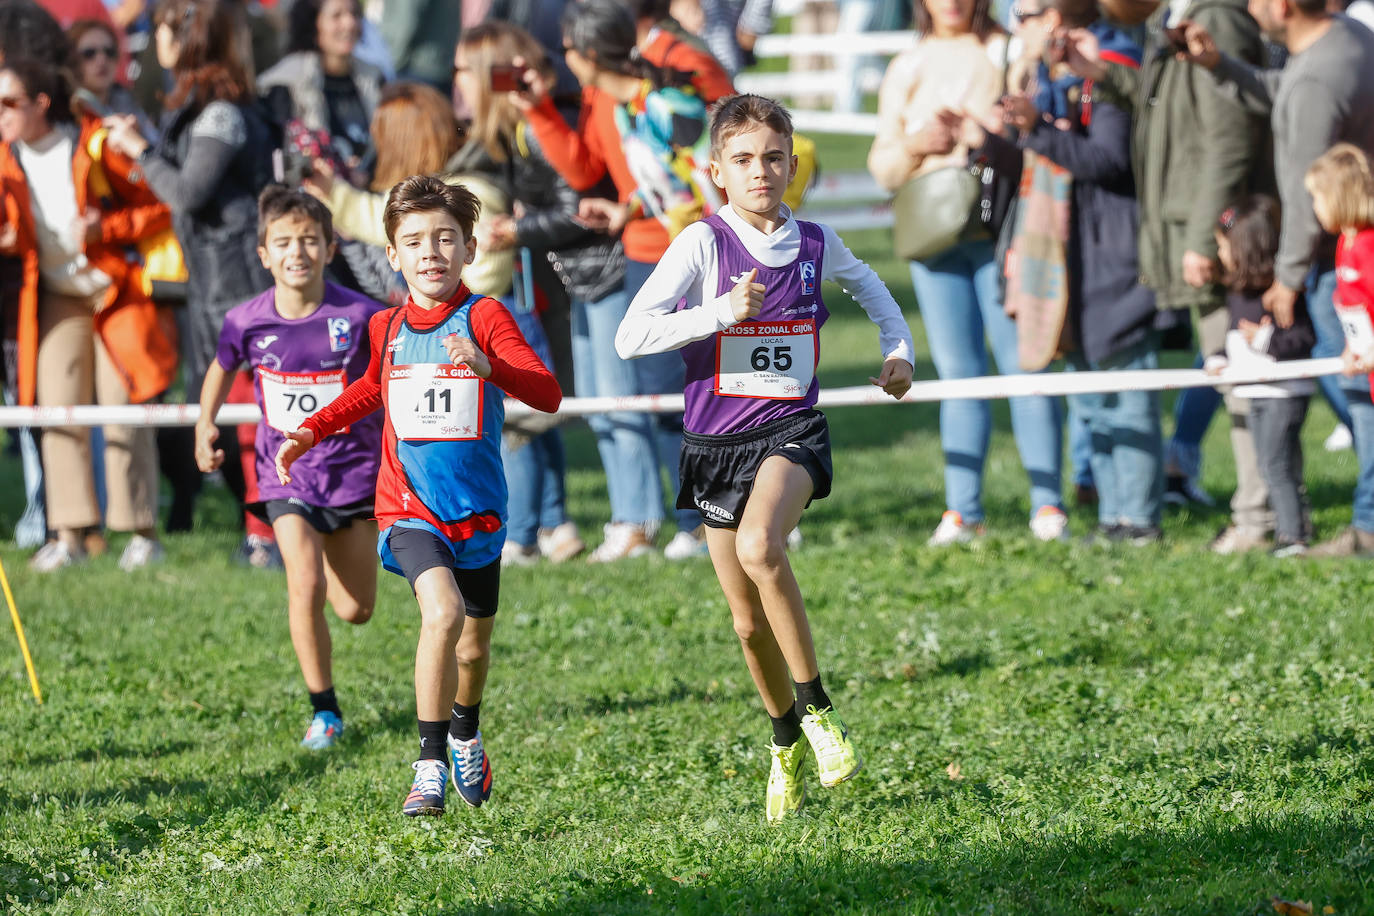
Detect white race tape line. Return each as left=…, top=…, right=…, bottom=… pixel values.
left=0, top=358, right=1344, bottom=428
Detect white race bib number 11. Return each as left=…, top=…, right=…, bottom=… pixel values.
left=259, top=368, right=345, bottom=433
left=716, top=320, right=816, bottom=400
left=387, top=363, right=483, bottom=441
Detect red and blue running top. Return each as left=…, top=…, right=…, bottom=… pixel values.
left=300, top=283, right=561, bottom=543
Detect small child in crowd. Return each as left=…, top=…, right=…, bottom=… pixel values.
left=615, top=94, right=915, bottom=822
left=1305, top=144, right=1374, bottom=556
left=276, top=176, right=561, bottom=815
left=1206, top=195, right=1316, bottom=556
left=197, top=186, right=385, bottom=748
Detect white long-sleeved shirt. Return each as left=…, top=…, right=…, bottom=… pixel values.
left=615, top=203, right=915, bottom=371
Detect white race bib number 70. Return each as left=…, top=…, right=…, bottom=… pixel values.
left=387, top=363, right=483, bottom=441
left=716, top=320, right=816, bottom=400
left=259, top=368, right=345, bottom=433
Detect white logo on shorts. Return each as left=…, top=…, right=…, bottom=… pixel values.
left=696, top=498, right=736, bottom=522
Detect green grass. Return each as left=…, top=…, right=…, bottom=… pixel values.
left=2, top=237, right=1374, bottom=914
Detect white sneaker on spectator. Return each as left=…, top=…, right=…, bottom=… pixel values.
left=536, top=522, right=586, bottom=563
left=1324, top=424, right=1353, bottom=452
left=663, top=525, right=709, bottom=560
left=500, top=541, right=539, bottom=568
left=118, top=535, right=165, bottom=572
left=927, top=511, right=985, bottom=547
left=29, top=540, right=84, bottom=573
left=1029, top=506, right=1069, bottom=542
left=587, top=522, right=654, bottom=563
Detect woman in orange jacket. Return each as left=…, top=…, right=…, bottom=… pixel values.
left=0, top=57, right=177, bottom=571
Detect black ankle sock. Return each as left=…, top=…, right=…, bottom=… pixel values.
left=770, top=709, right=803, bottom=747
left=309, top=687, right=341, bottom=717
left=418, top=719, right=449, bottom=762
left=793, top=675, right=832, bottom=718
left=449, top=701, right=480, bottom=741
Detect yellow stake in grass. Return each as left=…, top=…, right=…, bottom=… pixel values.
left=0, top=553, right=41, bottom=704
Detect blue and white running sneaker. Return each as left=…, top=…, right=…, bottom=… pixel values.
left=448, top=732, right=492, bottom=808
left=300, top=711, right=343, bottom=750
left=403, top=759, right=448, bottom=816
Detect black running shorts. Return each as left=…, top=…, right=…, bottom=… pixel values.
left=677, top=409, right=833, bottom=530
left=384, top=526, right=501, bottom=618
left=263, top=498, right=375, bottom=535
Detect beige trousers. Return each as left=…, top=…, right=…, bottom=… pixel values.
left=1197, top=305, right=1274, bottom=537
left=36, top=291, right=158, bottom=532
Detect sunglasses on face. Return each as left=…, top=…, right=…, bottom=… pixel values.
left=0, top=95, right=28, bottom=110
left=80, top=45, right=118, bottom=61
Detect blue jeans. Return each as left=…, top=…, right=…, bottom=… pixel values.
left=1164, top=352, right=1221, bottom=480
left=1307, top=267, right=1354, bottom=431
left=625, top=258, right=702, bottom=534
left=569, top=285, right=662, bottom=527
left=1066, top=338, right=1164, bottom=527
left=1068, top=406, right=1094, bottom=487
left=909, top=240, right=1063, bottom=521
left=503, top=430, right=567, bottom=546
left=1344, top=387, right=1374, bottom=533
left=502, top=300, right=569, bottom=547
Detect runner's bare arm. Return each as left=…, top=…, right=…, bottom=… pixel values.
left=195, top=360, right=236, bottom=472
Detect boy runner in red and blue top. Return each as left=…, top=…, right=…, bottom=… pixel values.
left=616, top=95, right=914, bottom=822
left=197, top=187, right=384, bottom=752
left=277, top=176, right=561, bottom=816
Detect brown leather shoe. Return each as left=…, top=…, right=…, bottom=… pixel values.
left=1308, top=526, right=1374, bottom=557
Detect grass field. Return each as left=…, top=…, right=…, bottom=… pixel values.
left=3, top=220, right=1374, bottom=914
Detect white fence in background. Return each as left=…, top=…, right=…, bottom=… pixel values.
left=797, top=171, right=892, bottom=231
left=735, top=30, right=916, bottom=136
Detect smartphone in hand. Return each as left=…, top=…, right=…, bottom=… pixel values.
left=490, top=64, right=526, bottom=93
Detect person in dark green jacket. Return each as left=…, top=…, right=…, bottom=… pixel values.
left=1073, top=0, right=1269, bottom=314
left=1066, top=0, right=1277, bottom=553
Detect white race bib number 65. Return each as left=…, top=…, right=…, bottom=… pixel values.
left=716, top=320, right=816, bottom=400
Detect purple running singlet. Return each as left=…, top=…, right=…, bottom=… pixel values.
left=215, top=281, right=385, bottom=507
left=676, top=215, right=830, bottom=436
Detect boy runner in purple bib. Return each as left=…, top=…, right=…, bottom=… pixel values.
left=616, top=94, right=915, bottom=822
left=197, top=187, right=385, bottom=751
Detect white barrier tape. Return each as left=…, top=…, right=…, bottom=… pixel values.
left=0, top=357, right=1345, bottom=428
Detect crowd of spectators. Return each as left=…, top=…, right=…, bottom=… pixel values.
left=0, top=0, right=1372, bottom=573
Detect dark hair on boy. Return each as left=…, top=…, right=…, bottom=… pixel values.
left=1217, top=194, right=1281, bottom=294
left=382, top=175, right=481, bottom=246
left=257, top=184, right=335, bottom=245
left=710, top=94, right=793, bottom=156
left=0, top=56, right=74, bottom=125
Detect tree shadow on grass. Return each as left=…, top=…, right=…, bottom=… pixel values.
left=480, top=814, right=1373, bottom=916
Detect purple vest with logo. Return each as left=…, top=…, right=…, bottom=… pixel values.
left=677, top=215, right=829, bottom=435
